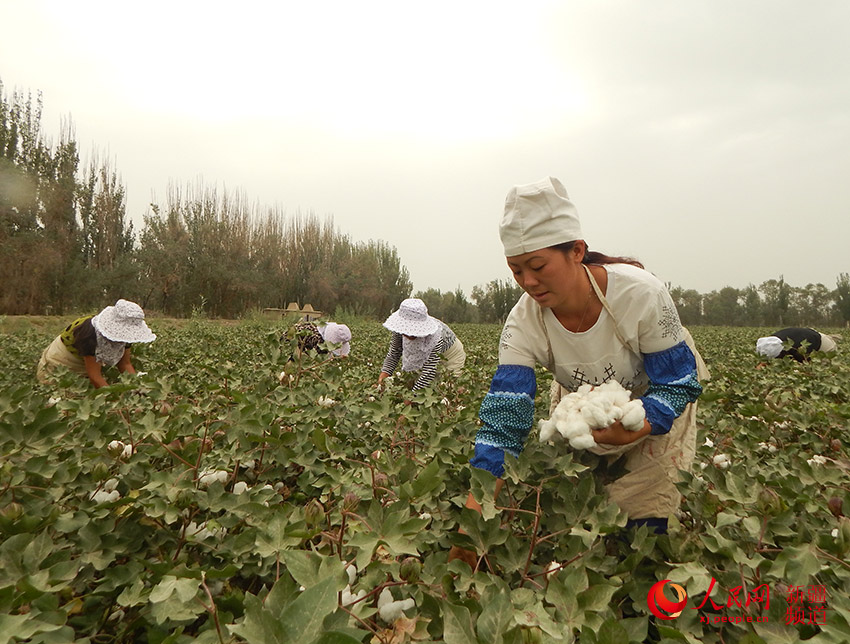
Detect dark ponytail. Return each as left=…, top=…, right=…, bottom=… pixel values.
left=551, top=241, right=644, bottom=269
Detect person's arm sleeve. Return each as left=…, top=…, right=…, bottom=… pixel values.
left=381, top=333, right=402, bottom=374
left=640, top=341, right=703, bottom=435
left=412, top=339, right=445, bottom=390
left=470, top=364, right=537, bottom=477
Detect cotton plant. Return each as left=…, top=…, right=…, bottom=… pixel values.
left=538, top=380, right=646, bottom=450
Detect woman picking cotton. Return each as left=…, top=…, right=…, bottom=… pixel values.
left=377, top=298, right=466, bottom=391
left=36, top=299, right=156, bottom=389
left=453, top=177, right=708, bottom=567
left=290, top=320, right=352, bottom=358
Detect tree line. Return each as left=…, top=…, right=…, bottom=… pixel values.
left=0, top=81, right=412, bottom=319
left=416, top=276, right=850, bottom=327
left=2, top=79, right=848, bottom=327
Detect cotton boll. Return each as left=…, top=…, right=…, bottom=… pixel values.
left=91, top=489, right=120, bottom=504
left=538, top=419, right=557, bottom=443
left=103, top=478, right=120, bottom=492
left=107, top=440, right=125, bottom=457
left=713, top=454, right=730, bottom=469
left=233, top=481, right=249, bottom=495
left=198, top=469, right=229, bottom=488
left=607, top=404, right=624, bottom=423
left=599, top=381, right=631, bottom=406
left=341, top=584, right=366, bottom=606
left=346, top=564, right=357, bottom=586
left=378, top=590, right=416, bottom=622
left=580, top=401, right=611, bottom=429
left=558, top=416, right=590, bottom=440
left=620, top=400, right=646, bottom=431
left=570, top=433, right=596, bottom=450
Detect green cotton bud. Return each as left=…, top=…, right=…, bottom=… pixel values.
left=0, top=502, right=23, bottom=521
left=304, top=499, right=325, bottom=526
left=342, top=492, right=360, bottom=513
left=399, top=557, right=421, bottom=583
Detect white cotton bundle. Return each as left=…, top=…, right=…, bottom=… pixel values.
left=539, top=381, right=645, bottom=450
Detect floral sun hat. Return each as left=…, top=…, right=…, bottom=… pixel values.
left=91, top=299, right=157, bottom=344
left=383, top=299, right=440, bottom=337
left=321, top=322, right=352, bottom=356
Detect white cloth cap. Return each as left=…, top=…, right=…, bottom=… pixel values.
left=819, top=333, right=838, bottom=353
left=320, top=322, right=352, bottom=356
left=755, top=336, right=783, bottom=358
left=91, top=299, right=156, bottom=344
left=383, top=298, right=440, bottom=337
left=500, top=176, right=583, bottom=257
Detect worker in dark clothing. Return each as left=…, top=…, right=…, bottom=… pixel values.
left=756, top=327, right=839, bottom=362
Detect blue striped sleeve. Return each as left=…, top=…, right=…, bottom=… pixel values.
left=471, top=364, right=537, bottom=477
left=640, top=341, right=703, bottom=435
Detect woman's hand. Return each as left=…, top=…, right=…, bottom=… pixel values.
left=117, top=348, right=136, bottom=374
left=83, top=356, right=108, bottom=389
left=592, top=420, right=651, bottom=445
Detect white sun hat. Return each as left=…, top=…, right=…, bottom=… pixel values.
left=320, top=322, right=352, bottom=356
left=383, top=298, right=440, bottom=337
left=500, top=176, right=583, bottom=257
left=91, top=299, right=157, bottom=344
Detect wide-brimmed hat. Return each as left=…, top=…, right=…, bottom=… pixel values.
left=500, top=176, right=583, bottom=256
left=91, top=299, right=157, bottom=344
left=321, top=322, right=352, bottom=356
left=383, top=298, right=440, bottom=337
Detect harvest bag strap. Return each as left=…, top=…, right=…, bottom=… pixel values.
left=536, top=264, right=637, bottom=374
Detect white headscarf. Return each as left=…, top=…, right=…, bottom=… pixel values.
left=401, top=329, right=441, bottom=371
left=755, top=336, right=784, bottom=359
left=94, top=331, right=128, bottom=367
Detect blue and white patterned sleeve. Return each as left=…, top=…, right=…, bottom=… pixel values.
left=640, top=341, right=702, bottom=435
left=470, top=364, right=537, bottom=477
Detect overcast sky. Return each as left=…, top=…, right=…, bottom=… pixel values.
left=2, top=0, right=848, bottom=297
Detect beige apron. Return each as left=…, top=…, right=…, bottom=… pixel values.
left=442, top=338, right=466, bottom=375
left=544, top=266, right=710, bottom=519
left=36, top=335, right=87, bottom=383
